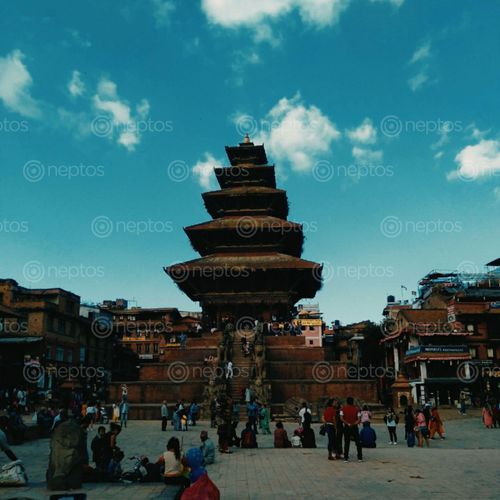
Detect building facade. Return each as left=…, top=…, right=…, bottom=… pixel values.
left=101, top=299, right=202, bottom=363
left=0, top=279, right=113, bottom=394
left=382, top=265, right=500, bottom=407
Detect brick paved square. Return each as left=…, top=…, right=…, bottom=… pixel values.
left=0, top=413, right=498, bottom=499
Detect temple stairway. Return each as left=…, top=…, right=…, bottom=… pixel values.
left=229, top=330, right=254, bottom=417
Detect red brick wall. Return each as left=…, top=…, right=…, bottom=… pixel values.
left=271, top=380, right=378, bottom=404
left=108, top=381, right=206, bottom=404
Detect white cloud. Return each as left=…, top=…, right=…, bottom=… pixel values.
left=253, top=24, right=281, bottom=46
left=230, top=50, right=261, bottom=86
left=465, top=123, right=490, bottom=141
left=346, top=118, right=377, bottom=145
left=136, top=99, right=150, bottom=119
left=346, top=118, right=382, bottom=163
left=408, top=70, right=429, bottom=92
left=92, top=78, right=150, bottom=151
left=408, top=41, right=432, bottom=91
left=202, top=0, right=401, bottom=30
left=0, top=49, right=41, bottom=118
left=192, top=153, right=222, bottom=189
left=352, top=146, right=383, bottom=164
left=201, top=0, right=404, bottom=44
left=68, top=70, right=85, bottom=97
left=434, top=151, right=444, bottom=160
left=448, top=139, right=500, bottom=181
left=409, top=41, right=431, bottom=65
left=431, top=127, right=449, bottom=151
left=252, top=93, right=340, bottom=172
left=494, top=187, right=500, bottom=201
left=151, top=0, right=175, bottom=27
left=67, top=30, right=91, bottom=49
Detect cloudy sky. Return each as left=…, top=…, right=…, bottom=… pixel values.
left=1, top=0, right=499, bottom=324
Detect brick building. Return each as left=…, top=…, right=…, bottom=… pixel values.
left=100, top=299, right=202, bottom=363
left=381, top=264, right=500, bottom=407
left=0, top=278, right=113, bottom=394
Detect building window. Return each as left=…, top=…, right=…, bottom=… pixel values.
left=469, top=347, right=477, bottom=358
left=80, top=347, right=86, bottom=363
left=67, top=350, right=73, bottom=363
left=153, top=343, right=158, bottom=353
left=47, top=346, right=52, bottom=360
left=145, top=343, right=150, bottom=354
left=137, top=344, right=142, bottom=354
left=487, top=348, right=494, bottom=358
left=56, top=347, right=64, bottom=361
left=47, top=315, right=55, bottom=332
left=58, top=319, right=66, bottom=335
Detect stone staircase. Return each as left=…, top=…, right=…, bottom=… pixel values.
left=229, top=330, right=254, bottom=418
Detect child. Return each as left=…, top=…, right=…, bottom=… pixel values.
left=291, top=430, right=302, bottom=448
left=360, top=405, right=372, bottom=424
left=181, top=413, right=188, bottom=431
left=112, top=403, right=120, bottom=423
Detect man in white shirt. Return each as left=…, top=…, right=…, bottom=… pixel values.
left=298, top=402, right=311, bottom=426
left=226, top=361, right=233, bottom=379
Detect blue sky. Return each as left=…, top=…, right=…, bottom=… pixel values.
left=1, top=0, right=500, bottom=324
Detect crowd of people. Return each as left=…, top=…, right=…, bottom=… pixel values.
left=2, top=387, right=500, bottom=495
left=161, top=400, right=200, bottom=431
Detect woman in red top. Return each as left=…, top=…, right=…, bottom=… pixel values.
left=322, top=399, right=337, bottom=460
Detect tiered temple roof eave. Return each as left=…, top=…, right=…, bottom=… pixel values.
left=164, top=252, right=323, bottom=302
left=215, top=165, right=277, bottom=189
left=224, top=143, right=268, bottom=166
left=183, top=216, right=304, bottom=257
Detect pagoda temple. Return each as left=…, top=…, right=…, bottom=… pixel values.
left=165, top=136, right=323, bottom=328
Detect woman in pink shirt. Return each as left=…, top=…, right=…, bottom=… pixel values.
left=415, top=409, right=430, bottom=448
left=360, top=405, right=372, bottom=424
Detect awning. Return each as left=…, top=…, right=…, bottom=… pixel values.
left=404, top=353, right=471, bottom=363
left=0, top=336, right=43, bottom=344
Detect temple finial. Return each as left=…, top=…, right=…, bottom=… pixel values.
left=243, top=133, right=251, bottom=144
